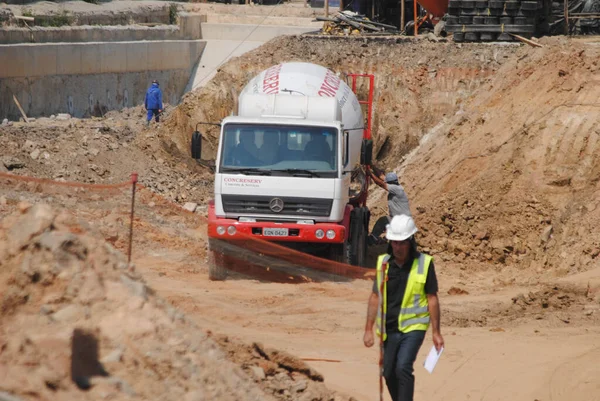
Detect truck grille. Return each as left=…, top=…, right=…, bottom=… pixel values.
left=221, top=195, right=332, bottom=217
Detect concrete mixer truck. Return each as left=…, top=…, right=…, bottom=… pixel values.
left=197, top=62, right=375, bottom=280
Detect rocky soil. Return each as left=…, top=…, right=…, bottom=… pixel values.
left=0, top=203, right=354, bottom=401
left=0, top=108, right=212, bottom=207
left=398, top=37, right=600, bottom=278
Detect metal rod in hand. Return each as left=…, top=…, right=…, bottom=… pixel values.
left=128, top=172, right=138, bottom=264
left=379, top=263, right=388, bottom=401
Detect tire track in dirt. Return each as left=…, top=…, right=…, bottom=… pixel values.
left=548, top=346, right=600, bottom=401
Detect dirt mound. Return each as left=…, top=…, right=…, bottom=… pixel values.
left=161, top=35, right=520, bottom=164
left=395, top=38, right=600, bottom=276
left=211, top=335, right=357, bottom=401
left=0, top=110, right=213, bottom=206
left=511, top=285, right=591, bottom=312
left=443, top=283, right=600, bottom=329
left=0, top=204, right=344, bottom=401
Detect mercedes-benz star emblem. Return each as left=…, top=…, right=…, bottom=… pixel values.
left=269, top=198, right=284, bottom=213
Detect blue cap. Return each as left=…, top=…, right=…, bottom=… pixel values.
left=385, top=172, right=398, bottom=183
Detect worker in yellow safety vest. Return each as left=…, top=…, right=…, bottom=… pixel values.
left=363, top=214, right=444, bottom=401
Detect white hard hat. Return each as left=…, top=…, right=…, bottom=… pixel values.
left=385, top=214, right=418, bottom=241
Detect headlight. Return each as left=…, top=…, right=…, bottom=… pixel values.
left=227, top=226, right=236, bottom=235
left=315, top=229, right=325, bottom=239
left=216, top=226, right=226, bottom=235
left=326, top=230, right=335, bottom=239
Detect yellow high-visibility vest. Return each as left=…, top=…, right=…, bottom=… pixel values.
left=375, top=253, right=432, bottom=341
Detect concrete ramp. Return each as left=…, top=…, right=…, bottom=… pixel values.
left=185, top=22, right=319, bottom=92
left=185, top=39, right=263, bottom=92
left=0, top=40, right=205, bottom=119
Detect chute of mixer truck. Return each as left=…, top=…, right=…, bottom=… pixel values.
left=194, top=62, right=375, bottom=281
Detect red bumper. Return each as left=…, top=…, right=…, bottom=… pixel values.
left=207, top=200, right=349, bottom=243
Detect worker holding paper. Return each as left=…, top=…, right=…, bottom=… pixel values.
left=363, top=214, right=444, bottom=401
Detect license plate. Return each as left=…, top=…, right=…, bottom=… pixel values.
left=263, top=228, right=289, bottom=237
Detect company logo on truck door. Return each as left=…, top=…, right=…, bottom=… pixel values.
left=317, top=70, right=341, bottom=97
left=262, top=64, right=283, bottom=94
left=223, top=177, right=263, bottom=188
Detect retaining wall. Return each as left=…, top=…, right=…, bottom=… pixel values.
left=0, top=39, right=205, bottom=119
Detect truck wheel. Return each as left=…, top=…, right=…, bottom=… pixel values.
left=191, top=131, right=202, bottom=160
left=207, top=239, right=227, bottom=281
left=349, top=208, right=368, bottom=267
left=207, top=250, right=227, bottom=281
left=330, top=241, right=350, bottom=264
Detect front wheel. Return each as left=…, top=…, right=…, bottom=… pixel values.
left=329, top=241, right=351, bottom=265
left=349, top=207, right=369, bottom=267
left=207, top=239, right=227, bottom=281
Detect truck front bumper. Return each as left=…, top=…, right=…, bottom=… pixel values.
left=207, top=202, right=347, bottom=244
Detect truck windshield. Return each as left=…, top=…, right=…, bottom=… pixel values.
left=219, top=123, right=338, bottom=177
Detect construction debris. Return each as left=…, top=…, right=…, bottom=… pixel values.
left=316, top=11, right=400, bottom=36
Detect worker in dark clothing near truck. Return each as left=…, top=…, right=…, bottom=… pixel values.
left=144, top=80, right=163, bottom=126
left=368, top=169, right=412, bottom=245
left=363, top=214, right=444, bottom=401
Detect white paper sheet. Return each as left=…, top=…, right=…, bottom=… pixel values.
left=423, top=345, right=444, bottom=373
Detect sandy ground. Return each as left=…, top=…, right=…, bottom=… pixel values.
left=134, top=250, right=600, bottom=401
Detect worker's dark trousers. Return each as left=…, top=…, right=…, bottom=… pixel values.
left=383, top=330, right=426, bottom=401
left=146, top=109, right=160, bottom=123
left=371, top=216, right=391, bottom=237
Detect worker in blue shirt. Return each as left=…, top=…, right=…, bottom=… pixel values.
left=144, top=80, right=163, bottom=126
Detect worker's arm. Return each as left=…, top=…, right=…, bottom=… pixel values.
left=369, top=170, right=388, bottom=191
left=363, top=291, right=379, bottom=347
left=427, top=293, right=444, bottom=352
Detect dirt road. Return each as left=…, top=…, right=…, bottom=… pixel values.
left=134, top=247, right=600, bottom=401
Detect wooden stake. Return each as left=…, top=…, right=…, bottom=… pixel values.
left=401, top=0, right=405, bottom=32
left=325, top=0, right=329, bottom=17
left=14, top=15, right=34, bottom=22
left=508, top=33, right=543, bottom=48
left=414, top=0, right=417, bottom=36
left=301, top=358, right=342, bottom=363
left=12, top=95, right=29, bottom=123
left=564, top=0, right=569, bottom=34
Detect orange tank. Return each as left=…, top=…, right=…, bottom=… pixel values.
left=417, top=0, right=448, bottom=19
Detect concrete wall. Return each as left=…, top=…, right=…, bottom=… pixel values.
left=2, top=70, right=191, bottom=118
left=4, top=3, right=172, bottom=26
left=0, top=14, right=206, bottom=44
left=0, top=40, right=205, bottom=119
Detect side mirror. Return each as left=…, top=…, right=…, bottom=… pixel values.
left=191, top=130, right=203, bottom=160
left=360, top=139, right=373, bottom=166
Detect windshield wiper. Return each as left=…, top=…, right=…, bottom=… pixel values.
left=221, top=167, right=272, bottom=176
left=272, top=168, right=321, bottom=178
